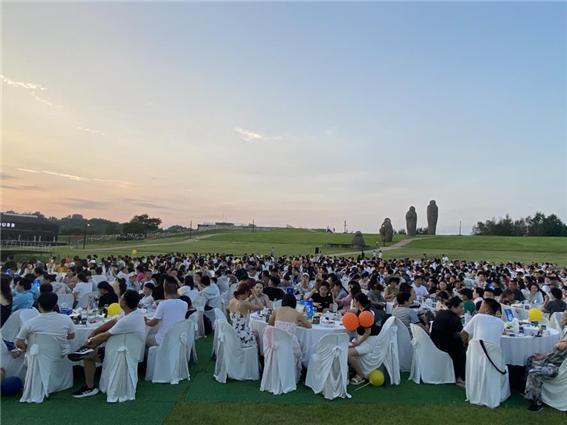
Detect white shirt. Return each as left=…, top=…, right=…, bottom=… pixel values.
left=109, top=309, right=146, bottom=342
left=153, top=299, right=186, bottom=345
left=91, top=274, right=107, bottom=291
left=139, top=294, right=154, bottom=309
left=16, top=312, right=76, bottom=354
left=73, top=281, right=92, bottom=299
left=463, top=313, right=505, bottom=347
left=199, top=284, right=220, bottom=301
left=412, top=284, right=429, bottom=298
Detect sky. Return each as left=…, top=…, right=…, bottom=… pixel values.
left=1, top=1, right=566, bottom=234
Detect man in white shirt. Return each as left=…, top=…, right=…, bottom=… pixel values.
left=90, top=266, right=107, bottom=291
left=15, top=292, right=75, bottom=355
left=145, top=278, right=186, bottom=346
left=197, top=275, right=220, bottom=308
left=73, top=272, right=92, bottom=304
left=412, top=275, right=429, bottom=298
left=70, top=289, right=146, bottom=398
left=461, top=298, right=504, bottom=347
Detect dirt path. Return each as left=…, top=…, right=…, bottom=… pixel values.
left=329, top=237, right=424, bottom=257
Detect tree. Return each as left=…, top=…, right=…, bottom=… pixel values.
left=473, top=212, right=566, bottom=236
left=122, top=214, right=162, bottom=235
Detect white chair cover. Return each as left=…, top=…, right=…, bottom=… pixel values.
left=548, top=312, right=563, bottom=331
left=211, top=308, right=228, bottom=357
left=409, top=324, right=456, bottom=384
left=305, top=332, right=351, bottom=400
left=541, top=359, right=567, bottom=411
left=1, top=308, right=39, bottom=343
left=213, top=321, right=259, bottom=383
left=187, top=313, right=199, bottom=362
left=57, top=294, right=75, bottom=309
left=260, top=326, right=297, bottom=394
left=145, top=320, right=191, bottom=384
left=191, top=296, right=207, bottom=338
left=77, top=292, right=96, bottom=308
left=394, top=318, right=413, bottom=372
left=20, top=334, right=73, bottom=403
left=465, top=340, right=510, bottom=408
left=0, top=330, right=26, bottom=379
left=358, top=316, right=400, bottom=385
left=99, top=333, right=144, bottom=402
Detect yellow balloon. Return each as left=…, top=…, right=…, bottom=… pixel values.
left=368, top=369, right=385, bottom=387
left=107, top=303, right=122, bottom=317
left=528, top=308, right=543, bottom=322
left=132, top=249, right=138, bottom=255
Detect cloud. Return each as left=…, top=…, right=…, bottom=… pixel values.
left=124, top=198, right=169, bottom=210
left=1, top=74, right=61, bottom=108
left=0, top=184, right=43, bottom=191
left=234, top=127, right=282, bottom=143
left=15, top=167, right=132, bottom=186
left=74, top=126, right=105, bottom=137
left=62, top=198, right=112, bottom=210
left=0, top=172, right=15, bottom=180
left=17, top=168, right=41, bottom=174
left=0, top=74, right=46, bottom=91
left=42, top=170, right=85, bottom=182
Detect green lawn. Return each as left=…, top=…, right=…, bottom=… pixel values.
left=384, top=235, right=567, bottom=265
left=3, top=336, right=565, bottom=425
left=15, top=229, right=566, bottom=265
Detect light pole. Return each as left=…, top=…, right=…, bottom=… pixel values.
left=82, top=222, right=90, bottom=249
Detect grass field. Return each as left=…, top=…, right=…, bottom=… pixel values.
left=2, top=336, right=565, bottom=425
left=6, top=229, right=565, bottom=265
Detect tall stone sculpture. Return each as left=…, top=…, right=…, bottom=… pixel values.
left=427, top=200, right=438, bottom=235
left=405, top=206, right=417, bottom=237
left=352, top=231, right=366, bottom=249
left=380, top=218, right=394, bottom=243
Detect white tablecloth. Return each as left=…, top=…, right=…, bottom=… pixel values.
left=501, top=329, right=561, bottom=366
left=249, top=314, right=346, bottom=366
left=71, top=323, right=102, bottom=352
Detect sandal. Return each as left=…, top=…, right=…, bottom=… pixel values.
left=350, top=375, right=366, bottom=385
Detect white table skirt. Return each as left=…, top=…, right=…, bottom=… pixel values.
left=249, top=315, right=346, bottom=366
left=71, top=320, right=152, bottom=352
left=501, top=329, right=561, bottom=366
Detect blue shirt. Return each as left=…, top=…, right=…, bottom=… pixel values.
left=11, top=290, right=34, bottom=312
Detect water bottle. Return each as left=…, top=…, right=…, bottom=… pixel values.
left=305, top=300, right=314, bottom=320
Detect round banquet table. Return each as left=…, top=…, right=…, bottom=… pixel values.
left=501, top=328, right=561, bottom=366
left=249, top=314, right=347, bottom=366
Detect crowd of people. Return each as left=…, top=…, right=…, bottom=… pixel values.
left=1, top=253, right=566, bottom=410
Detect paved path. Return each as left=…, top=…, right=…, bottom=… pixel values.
left=329, top=237, right=425, bottom=257
left=75, top=232, right=223, bottom=252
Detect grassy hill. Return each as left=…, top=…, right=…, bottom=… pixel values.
left=35, top=229, right=567, bottom=265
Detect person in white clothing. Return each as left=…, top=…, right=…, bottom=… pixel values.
left=196, top=274, right=220, bottom=308
left=461, top=298, right=504, bottom=347
left=138, top=282, right=155, bottom=309
left=412, top=275, right=429, bottom=298
left=73, top=273, right=92, bottom=304
left=90, top=266, right=107, bottom=292
left=15, top=292, right=75, bottom=356
left=145, top=279, right=186, bottom=346
left=69, top=290, right=146, bottom=398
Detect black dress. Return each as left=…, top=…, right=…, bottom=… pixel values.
left=430, top=310, right=466, bottom=380
left=1, top=303, right=12, bottom=327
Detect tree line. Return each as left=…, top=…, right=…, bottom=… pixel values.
left=4, top=211, right=166, bottom=236
left=472, top=212, right=567, bottom=236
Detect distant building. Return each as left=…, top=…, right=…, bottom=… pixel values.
left=0, top=212, right=59, bottom=244
left=197, top=222, right=236, bottom=231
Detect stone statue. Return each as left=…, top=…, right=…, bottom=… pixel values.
left=380, top=218, right=394, bottom=243
left=405, top=206, right=417, bottom=237
left=352, top=231, right=366, bottom=249
left=427, top=200, right=438, bottom=235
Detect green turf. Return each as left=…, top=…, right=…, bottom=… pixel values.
left=21, top=229, right=566, bottom=264
left=2, top=336, right=565, bottom=425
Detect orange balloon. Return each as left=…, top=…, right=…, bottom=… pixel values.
left=359, top=310, right=374, bottom=328
left=342, top=312, right=359, bottom=331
